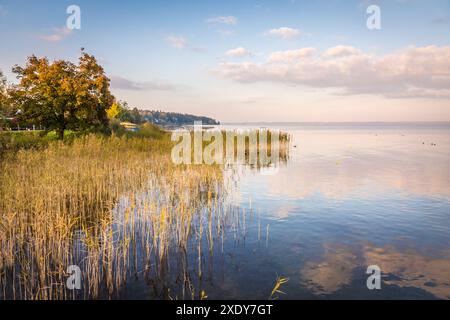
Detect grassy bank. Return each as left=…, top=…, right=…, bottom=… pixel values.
left=0, top=123, right=167, bottom=154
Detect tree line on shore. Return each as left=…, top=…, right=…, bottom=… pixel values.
left=0, top=50, right=218, bottom=139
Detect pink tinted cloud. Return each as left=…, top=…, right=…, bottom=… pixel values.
left=215, top=45, right=450, bottom=99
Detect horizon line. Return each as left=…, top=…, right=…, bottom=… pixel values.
left=221, top=121, right=450, bottom=125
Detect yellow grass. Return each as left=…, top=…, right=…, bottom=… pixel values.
left=0, top=131, right=289, bottom=300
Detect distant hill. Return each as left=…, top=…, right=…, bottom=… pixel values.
left=138, top=110, right=220, bottom=127
left=115, top=105, right=220, bottom=128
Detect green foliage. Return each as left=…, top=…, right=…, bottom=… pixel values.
left=127, top=122, right=167, bottom=139
left=108, top=118, right=127, bottom=136
left=0, top=123, right=167, bottom=156
left=0, top=129, right=91, bottom=155
left=115, top=105, right=219, bottom=127
left=117, top=106, right=142, bottom=124
left=44, top=130, right=81, bottom=142
left=9, top=51, right=114, bottom=139
left=0, top=131, right=49, bottom=154
left=0, top=70, right=12, bottom=128
left=140, top=110, right=219, bottom=126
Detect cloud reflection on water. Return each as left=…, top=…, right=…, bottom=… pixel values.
left=300, top=243, right=450, bottom=299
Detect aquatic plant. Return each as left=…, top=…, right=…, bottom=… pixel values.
left=0, top=131, right=289, bottom=300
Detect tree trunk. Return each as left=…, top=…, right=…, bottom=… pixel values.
left=57, top=127, right=65, bottom=140
left=57, top=115, right=66, bottom=140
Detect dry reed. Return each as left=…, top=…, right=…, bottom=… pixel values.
left=0, top=131, right=289, bottom=300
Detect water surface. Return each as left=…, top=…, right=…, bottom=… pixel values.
left=124, top=123, right=450, bottom=300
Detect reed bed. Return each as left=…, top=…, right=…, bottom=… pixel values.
left=0, top=130, right=289, bottom=300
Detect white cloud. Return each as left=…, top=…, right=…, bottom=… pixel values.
left=214, top=45, right=450, bottom=99
left=225, top=47, right=253, bottom=57
left=266, top=27, right=300, bottom=39
left=323, top=45, right=361, bottom=58
left=206, top=16, right=238, bottom=25
left=166, top=35, right=187, bottom=49
left=268, top=48, right=316, bottom=62
left=38, top=27, right=72, bottom=42
left=166, top=36, right=206, bottom=53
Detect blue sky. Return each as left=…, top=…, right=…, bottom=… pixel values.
left=1, top=0, right=450, bottom=122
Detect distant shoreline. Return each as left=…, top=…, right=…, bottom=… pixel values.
left=221, top=121, right=450, bottom=127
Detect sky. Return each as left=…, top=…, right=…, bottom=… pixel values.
left=0, top=0, right=450, bottom=122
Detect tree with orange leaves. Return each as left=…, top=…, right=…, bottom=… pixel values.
left=10, top=50, right=114, bottom=139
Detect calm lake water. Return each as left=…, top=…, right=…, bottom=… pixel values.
left=123, top=123, right=450, bottom=300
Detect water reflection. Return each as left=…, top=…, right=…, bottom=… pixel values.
left=364, top=245, right=450, bottom=299
left=221, top=124, right=450, bottom=300
left=300, top=244, right=359, bottom=295
left=119, top=125, right=450, bottom=300
left=257, top=130, right=450, bottom=201
left=300, top=243, right=450, bottom=299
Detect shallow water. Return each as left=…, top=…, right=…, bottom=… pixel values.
left=122, top=123, right=450, bottom=300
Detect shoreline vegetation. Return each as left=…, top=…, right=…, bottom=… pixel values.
left=0, top=129, right=289, bottom=299
left=0, top=50, right=290, bottom=300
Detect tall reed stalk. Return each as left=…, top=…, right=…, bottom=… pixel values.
left=0, top=131, right=288, bottom=300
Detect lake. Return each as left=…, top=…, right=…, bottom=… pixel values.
left=119, top=123, right=450, bottom=300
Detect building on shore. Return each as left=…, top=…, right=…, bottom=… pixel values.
left=120, top=121, right=139, bottom=132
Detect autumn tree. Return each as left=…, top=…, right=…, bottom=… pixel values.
left=10, top=51, right=114, bottom=139
left=0, top=70, right=16, bottom=131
